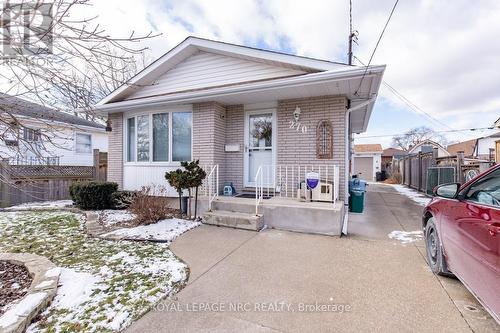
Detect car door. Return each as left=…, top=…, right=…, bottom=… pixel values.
left=444, top=168, right=500, bottom=317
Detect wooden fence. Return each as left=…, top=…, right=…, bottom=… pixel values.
left=394, top=149, right=494, bottom=195
left=0, top=149, right=107, bottom=207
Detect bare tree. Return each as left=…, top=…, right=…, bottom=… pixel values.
left=392, top=126, right=447, bottom=151
left=0, top=0, right=158, bottom=162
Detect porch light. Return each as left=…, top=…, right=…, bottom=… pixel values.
left=294, top=106, right=301, bottom=122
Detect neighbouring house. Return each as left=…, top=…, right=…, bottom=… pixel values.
left=352, top=144, right=383, bottom=181
left=95, top=36, right=385, bottom=235
left=446, top=131, right=500, bottom=161
left=381, top=147, right=406, bottom=175
left=473, top=131, right=500, bottom=161
left=447, top=138, right=477, bottom=157
left=0, top=93, right=108, bottom=166
left=495, top=117, right=500, bottom=128
left=407, top=140, right=450, bottom=157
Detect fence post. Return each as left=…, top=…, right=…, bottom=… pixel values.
left=457, top=151, right=465, bottom=183
left=0, top=159, right=11, bottom=208
left=418, top=152, right=423, bottom=192
left=93, top=149, right=100, bottom=181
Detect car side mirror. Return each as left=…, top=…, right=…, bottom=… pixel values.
left=433, top=183, right=461, bottom=199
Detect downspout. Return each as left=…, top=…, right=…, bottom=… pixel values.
left=341, top=97, right=376, bottom=235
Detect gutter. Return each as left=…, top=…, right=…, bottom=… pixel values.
left=341, top=97, right=377, bottom=235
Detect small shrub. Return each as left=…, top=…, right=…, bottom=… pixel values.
left=111, top=191, right=137, bottom=210
left=384, top=172, right=402, bottom=184
left=69, top=181, right=118, bottom=210
left=128, top=185, right=175, bottom=225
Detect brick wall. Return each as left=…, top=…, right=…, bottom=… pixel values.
left=193, top=102, right=226, bottom=184
left=277, top=96, right=347, bottom=197
left=107, top=112, right=123, bottom=188
left=224, top=104, right=244, bottom=191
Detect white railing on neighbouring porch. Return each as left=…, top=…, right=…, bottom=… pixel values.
left=206, top=165, right=219, bottom=211
left=255, top=165, right=264, bottom=215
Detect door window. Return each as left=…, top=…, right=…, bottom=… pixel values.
left=465, top=168, right=500, bottom=207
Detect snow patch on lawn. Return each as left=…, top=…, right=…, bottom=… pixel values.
left=99, top=210, right=136, bottom=227
left=5, top=200, right=73, bottom=211
left=0, top=292, right=47, bottom=328
left=388, top=230, right=423, bottom=244
left=53, top=268, right=101, bottom=309
left=102, top=218, right=201, bottom=242
left=392, top=184, right=431, bottom=206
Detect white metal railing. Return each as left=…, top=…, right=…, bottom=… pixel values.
left=206, top=164, right=219, bottom=211
left=255, top=165, right=264, bottom=215
left=258, top=164, right=340, bottom=202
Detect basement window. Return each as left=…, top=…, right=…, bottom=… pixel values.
left=316, top=120, right=333, bottom=159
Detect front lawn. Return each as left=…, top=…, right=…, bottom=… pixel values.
left=0, top=211, right=188, bottom=332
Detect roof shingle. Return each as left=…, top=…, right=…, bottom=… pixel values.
left=0, top=93, right=105, bottom=129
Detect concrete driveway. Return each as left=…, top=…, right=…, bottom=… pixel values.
left=127, top=184, right=499, bottom=333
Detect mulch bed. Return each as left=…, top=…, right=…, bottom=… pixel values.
left=0, top=260, right=32, bottom=316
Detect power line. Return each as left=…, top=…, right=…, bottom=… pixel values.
left=353, top=55, right=455, bottom=131
left=356, top=126, right=496, bottom=139
left=354, top=0, right=399, bottom=95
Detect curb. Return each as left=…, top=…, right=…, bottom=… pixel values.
left=0, top=253, right=60, bottom=333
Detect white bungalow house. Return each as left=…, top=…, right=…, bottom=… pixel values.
left=408, top=140, right=450, bottom=157
left=95, top=36, right=385, bottom=235
left=0, top=93, right=108, bottom=166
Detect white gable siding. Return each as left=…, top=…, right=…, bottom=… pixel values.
left=125, top=51, right=308, bottom=100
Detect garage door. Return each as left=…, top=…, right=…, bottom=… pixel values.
left=353, top=157, right=374, bottom=181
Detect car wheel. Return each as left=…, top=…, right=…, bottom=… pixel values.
left=425, top=217, right=453, bottom=277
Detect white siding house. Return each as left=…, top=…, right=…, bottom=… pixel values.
left=0, top=93, right=108, bottom=166
left=408, top=140, right=450, bottom=157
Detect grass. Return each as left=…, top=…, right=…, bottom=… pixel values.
left=0, top=211, right=188, bottom=332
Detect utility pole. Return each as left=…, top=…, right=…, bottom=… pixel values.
left=348, top=32, right=355, bottom=65
left=348, top=0, right=357, bottom=65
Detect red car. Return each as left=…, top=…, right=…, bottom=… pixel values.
left=423, top=164, right=500, bottom=323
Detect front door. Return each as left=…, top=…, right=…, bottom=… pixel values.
left=244, top=110, right=276, bottom=187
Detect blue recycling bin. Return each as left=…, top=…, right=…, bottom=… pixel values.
left=349, top=178, right=367, bottom=192
left=349, top=177, right=367, bottom=213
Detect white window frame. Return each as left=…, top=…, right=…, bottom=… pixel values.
left=75, top=132, right=93, bottom=154
left=123, top=107, right=193, bottom=166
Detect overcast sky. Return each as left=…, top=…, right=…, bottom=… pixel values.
left=81, top=0, right=500, bottom=147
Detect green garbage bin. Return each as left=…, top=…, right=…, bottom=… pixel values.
left=349, top=190, right=365, bottom=213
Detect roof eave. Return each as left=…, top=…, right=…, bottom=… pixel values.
left=95, top=65, right=386, bottom=114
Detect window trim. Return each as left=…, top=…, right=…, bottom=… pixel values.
left=123, top=108, right=193, bottom=166
left=75, top=132, right=93, bottom=154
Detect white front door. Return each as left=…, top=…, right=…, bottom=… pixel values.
left=244, top=109, right=276, bottom=187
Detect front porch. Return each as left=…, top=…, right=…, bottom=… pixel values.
left=199, top=162, right=344, bottom=236
left=201, top=195, right=345, bottom=236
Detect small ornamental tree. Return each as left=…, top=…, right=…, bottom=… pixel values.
left=165, top=169, right=189, bottom=216
left=181, top=160, right=207, bottom=220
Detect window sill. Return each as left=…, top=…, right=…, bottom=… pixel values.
left=124, top=162, right=183, bottom=167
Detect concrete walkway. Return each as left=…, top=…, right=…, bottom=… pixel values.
left=127, top=184, right=499, bottom=333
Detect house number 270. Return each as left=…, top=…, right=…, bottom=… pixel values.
left=289, top=120, right=307, bottom=134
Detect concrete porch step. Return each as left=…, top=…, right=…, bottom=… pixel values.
left=212, top=199, right=260, bottom=215
left=203, top=210, right=264, bottom=231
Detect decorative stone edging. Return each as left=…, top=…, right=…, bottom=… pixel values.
left=0, top=253, right=60, bottom=333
